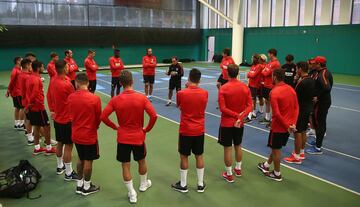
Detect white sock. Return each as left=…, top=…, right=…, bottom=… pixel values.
left=77, top=178, right=84, bottom=187
left=300, top=149, right=305, bottom=154
left=84, top=180, right=91, bottom=190
left=274, top=170, right=281, bottom=176
left=46, top=144, right=52, bottom=151
left=235, top=161, right=242, bottom=170
left=264, top=161, right=270, bottom=168
left=260, top=105, right=264, bottom=113
left=180, top=169, right=187, bottom=187
left=15, top=120, right=19, bottom=126
left=226, top=166, right=232, bottom=175
left=20, top=120, right=25, bottom=125
left=247, top=113, right=252, bottom=119
left=124, top=180, right=135, bottom=193
left=65, top=162, right=73, bottom=175
left=265, top=113, right=270, bottom=120
left=293, top=153, right=300, bottom=160
left=26, top=133, right=34, bottom=141
left=34, top=144, right=40, bottom=150
left=140, top=173, right=147, bottom=186
left=56, top=156, right=64, bottom=168
left=168, top=99, right=171, bottom=103
left=196, top=168, right=204, bottom=186
left=252, top=110, right=256, bottom=115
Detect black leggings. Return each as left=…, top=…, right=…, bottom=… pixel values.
left=313, top=102, right=331, bottom=148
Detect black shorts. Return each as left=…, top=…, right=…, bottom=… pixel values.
left=249, top=87, right=259, bottom=100
left=143, top=75, right=155, bottom=84
left=54, top=121, right=72, bottom=144
left=75, top=142, right=100, bottom=161
left=71, top=80, right=76, bottom=89
left=178, top=134, right=204, bottom=156
left=117, top=143, right=146, bottom=163
left=169, top=79, right=181, bottom=91
left=267, top=131, right=290, bottom=149
left=296, top=106, right=312, bottom=133
left=262, top=87, right=271, bottom=99
left=111, top=77, right=121, bottom=87
left=218, top=127, right=244, bottom=147
left=88, top=80, right=97, bottom=92
left=25, top=111, right=30, bottom=120
left=12, top=96, right=24, bottom=109
left=28, top=110, right=50, bottom=127
left=217, top=74, right=228, bottom=86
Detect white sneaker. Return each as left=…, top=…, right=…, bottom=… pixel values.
left=306, top=129, right=316, bottom=137
left=139, top=179, right=152, bottom=192
left=51, top=139, right=58, bottom=146
left=128, top=191, right=137, bottom=204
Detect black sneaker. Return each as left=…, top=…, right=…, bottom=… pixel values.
left=19, top=124, right=26, bottom=131
left=266, top=122, right=271, bottom=129
left=27, top=139, right=34, bottom=146
left=244, top=117, right=252, bottom=123
left=259, top=118, right=270, bottom=125
left=266, top=171, right=282, bottom=182
left=82, top=183, right=100, bottom=196
left=14, top=125, right=19, bottom=130
left=64, top=171, right=79, bottom=181
left=171, top=181, right=188, bottom=193
left=165, top=101, right=172, bottom=106
left=56, top=165, right=66, bottom=175
left=197, top=182, right=206, bottom=193
left=76, top=186, right=83, bottom=194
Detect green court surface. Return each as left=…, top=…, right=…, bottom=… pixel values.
left=0, top=69, right=359, bottom=207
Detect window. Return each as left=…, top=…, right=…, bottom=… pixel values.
left=353, top=0, right=360, bottom=24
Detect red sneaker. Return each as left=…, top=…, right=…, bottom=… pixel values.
left=45, top=147, right=56, bottom=155
left=222, top=172, right=234, bottom=183
left=234, top=168, right=242, bottom=177
left=33, top=147, right=46, bottom=155
left=283, top=154, right=302, bottom=164
left=299, top=152, right=305, bottom=160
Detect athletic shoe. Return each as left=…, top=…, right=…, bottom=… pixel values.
left=14, top=125, right=19, bottom=130
left=251, top=113, right=257, bottom=119
left=283, top=154, right=302, bottom=164
left=165, top=101, right=172, bottom=106
left=306, top=146, right=323, bottom=155
left=299, top=152, right=305, bottom=160
left=266, top=171, right=282, bottom=182
left=197, top=182, right=206, bottom=193
left=244, top=117, right=252, bottom=123
left=56, top=165, right=66, bottom=175
left=45, top=147, right=56, bottom=155
left=257, top=162, right=269, bottom=173
left=19, top=124, right=26, bottom=131
left=139, top=179, right=152, bottom=192
left=128, top=191, right=137, bottom=204
left=64, top=171, right=80, bottom=181
left=306, top=129, right=316, bottom=137
left=33, top=148, right=46, bottom=155
left=265, top=122, right=271, bottom=129
left=75, top=186, right=82, bottom=194
left=171, top=181, right=188, bottom=193
left=222, top=172, right=234, bottom=183
left=41, top=77, right=45, bottom=82
left=308, top=140, right=316, bottom=146
left=82, top=183, right=100, bottom=196
left=259, top=118, right=270, bottom=125
left=234, top=168, right=242, bottom=177
left=44, top=139, right=58, bottom=146
left=27, top=139, right=34, bottom=146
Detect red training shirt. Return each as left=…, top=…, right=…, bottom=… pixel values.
left=177, top=85, right=208, bottom=136
left=220, top=56, right=235, bottom=80
left=18, top=71, right=32, bottom=108
left=7, top=66, right=22, bottom=97
left=84, top=56, right=98, bottom=80
left=101, top=89, right=157, bottom=145
left=218, top=79, right=253, bottom=127
left=109, top=56, right=124, bottom=77
left=67, top=89, right=102, bottom=145
left=247, top=64, right=263, bottom=88
left=142, top=55, right=157, bottom=76
left=270, top=82, right=299, bottom=133
left=47, top=61, right=57, bottom=78
left=26, top=73, right=45, bottom=112
left=261, top=58, right=281, bottom=89
left=48, top=75, right=75, bottom=124
left=64, top=57, right=79, bottom=81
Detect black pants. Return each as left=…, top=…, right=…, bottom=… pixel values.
left=313, top=101, right=331, bottom=148
left=111, top=77, right=121, bottom=97
left=89, top=80, right=97, bottom=93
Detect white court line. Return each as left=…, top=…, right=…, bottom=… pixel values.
left=95, top=88, right=360, bottom=196
left=331, top=105, right=360, bottom=113
left=335, top=83, right=360, bottom=88
left=333, top=86, right=360, bottom=92
left=151, top=82, right=218, bottom=91
left=97, top=78, right=360, bottom=161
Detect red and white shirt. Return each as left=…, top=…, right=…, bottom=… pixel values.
left=84, top=56, right=98, bottom=80
left=109, top=56, right=124, bottom=77
left=142, top=55, right=157, bottom=76
left=26, top=73, right=45, bottom=112
left=220, top=56, right=235, bottom=80
left=247, top=64, right=263, bottom=89
left=47, top=61, right=57, bottom=78
left=261, top=58, right=281, bottom=89
left=7, top=66, right=22, bottom=97
left=64, top=57, right=79, bottom=81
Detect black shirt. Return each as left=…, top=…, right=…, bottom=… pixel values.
left=282, top=63, right=297, bottom=88
left=313, top=68, right=333, bottom=104
left=295, top=75, right=315, bottom=109
left=167, top=63, right=184, bottom=81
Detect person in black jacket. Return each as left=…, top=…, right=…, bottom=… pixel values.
left=166, top=57, right=184, bottom=106
left=306, top=56, right=333, bottom=155
left=281, top=54, right=297, bottom=88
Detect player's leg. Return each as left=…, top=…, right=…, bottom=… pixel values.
left=149, top=83, right=153, bottom=97
left=166, top=89, right=173, bottom=106
left=118, top=144, right=137, bottom=203
left=82, top=160, right=99, bottom=195
left=233, top=127, right=244, bottom=176
left=194, top=134, right=205, bottom=192
left=116, top=79, right=121, bottom=95
left=172, top=135, right=190, bottom=193
left=111, top=77, right=116, bottom=97
left=76, top=159, right=84, bottom=194
left=218, top=127, right=234, bottom=182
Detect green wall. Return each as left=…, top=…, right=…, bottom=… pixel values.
left=0, top=44, right=199, bottom=70
left=200, top=25, right=360, bottom=75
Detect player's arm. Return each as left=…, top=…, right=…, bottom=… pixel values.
left=318, top=70, right=332, bottom=92
left=240, top=89, right=253, bottom=120
left=144, top=99, right=158, bottom=133
left=73, top=60, right=79, bottom=72
left=270, top=95, right=290, bottom=130
left=119, top=59, right=124, bottom=70
left=179, top=64, right=184, bottom=77
left=100, top=100, right=118, bottom=130
left=218, top=90, right=240, bottom=118
left=95, top=97, right=102, bottom=128
left=109, top=58, right=116, bottom=72
left=292, top=93, right=299, bottom=127
left=46, top=80, right=55, bottom=113
left=6, top=69, right=17, bottom=97
left=28, top=80, right=39, bottom=109
left=85, top=59, right=97, bottom=71
left=261, top=66, right=272, bottom=77
left=142, top=57, right=148, bottom=68
left=149, top=57, right=157, bottom=67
